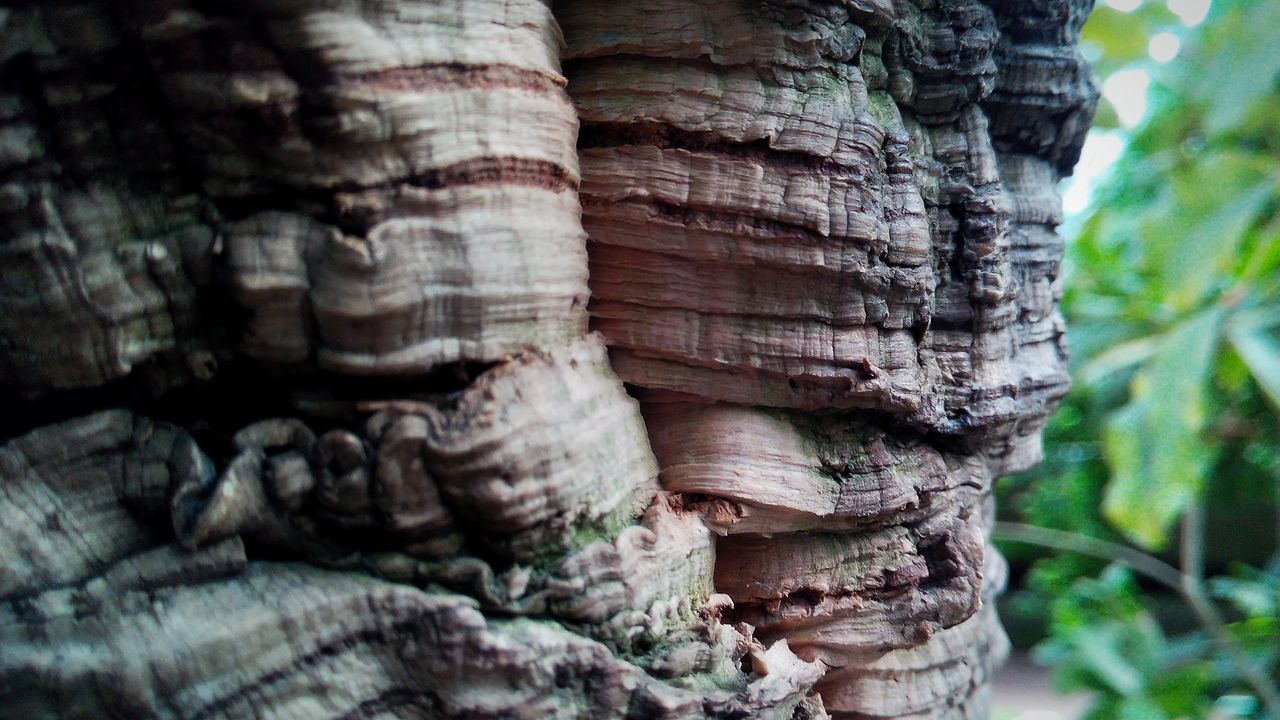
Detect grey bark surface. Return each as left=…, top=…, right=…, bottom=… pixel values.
left=0, top=1, right=1096, bottom=718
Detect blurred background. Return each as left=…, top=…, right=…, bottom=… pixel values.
left=990, top=0, right=1280, bottom=718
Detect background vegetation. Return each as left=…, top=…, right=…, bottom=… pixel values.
left=995, top=0, right=1280, bottom=717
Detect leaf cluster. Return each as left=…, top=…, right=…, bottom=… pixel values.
left=997, top=0, right=1280, bottom=715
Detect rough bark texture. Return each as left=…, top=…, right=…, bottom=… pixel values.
left=0, top=1, right=1095, bottom=718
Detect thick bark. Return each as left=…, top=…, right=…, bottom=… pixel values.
left=559, top=4, right=1094, bottom=716
left=0, top=1, right=1095, bottom=718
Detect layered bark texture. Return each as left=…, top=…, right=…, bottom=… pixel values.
left=0, top=0, right=1095, bottom=718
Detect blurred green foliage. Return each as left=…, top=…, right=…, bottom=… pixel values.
left=997, top=0, right=1280, bottom=716
left=1038, top=565, right=1217, bottom=720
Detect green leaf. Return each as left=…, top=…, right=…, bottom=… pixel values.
left=1081, top=10, right=1153, bottom=74
left=1115, top=696, right=1170, bottom=720
left=1210, top=573, right=1278, bottom=618
left=1102, top=308, right=1225, bottom=548
left=1076, top=626, right=1146, bottom=696
left=1080, top=5, right=1181, bottom=80
left=1151, top=167, right=1275, bottom=312
left=1079, top=335, right=1161, bottom=386
left=1147, top=663, right=1215, bottom=718
left=1228, top=307, right=1280, bottom=413
left=1184, top=2, right=1280, bottom=135
left=1213, top=695, right=1259, bottom=719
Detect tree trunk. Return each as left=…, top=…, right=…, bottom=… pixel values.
left=0, top=1, right=1096, bottom=718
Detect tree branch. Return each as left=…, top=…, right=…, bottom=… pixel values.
left=994, top=521, right=1280, bottom=719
